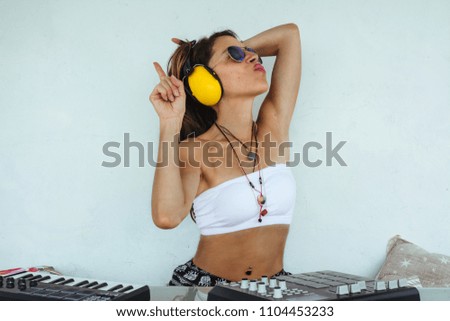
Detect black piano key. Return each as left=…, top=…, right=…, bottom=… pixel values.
left=49, top=277, right=66, bottom=284
left=92, top=282, right=108, bottom=290
left=107, top=284, right=123, bottom=292
left=9, top=271, right=27, bottom=277
left=35, top=276, right=52, bottom=282
left=28, top=275, right=43, bottom=281
left=73, top=280, right=89, bottom=287
left=82, top=281, right=99, bottom=288
left=118, top=285, right=134, bottom=293
left=18, top=274, right=35, bottom=279
left=60, top=278, right=75, bottom=285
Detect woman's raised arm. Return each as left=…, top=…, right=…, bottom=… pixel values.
left=150, top=62, right=201, bottom=229
left=244, top=23, right=301, bottom=140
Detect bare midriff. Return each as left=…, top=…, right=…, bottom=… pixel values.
left=192, top=224, right=289, bottom=282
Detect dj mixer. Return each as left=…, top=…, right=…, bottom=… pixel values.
left=207, top=270, right=420, bottom=301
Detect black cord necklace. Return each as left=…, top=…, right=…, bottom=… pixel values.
left=215, top=121, right=258, bottom=172
left=214, top=121, right=267, bottom=222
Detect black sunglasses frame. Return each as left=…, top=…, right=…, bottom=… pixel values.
left=226, top=46, right=263, bottom=64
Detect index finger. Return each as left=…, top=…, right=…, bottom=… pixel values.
left=153, top=62, right=167, bottom=79
left=171, top=38, right=183, bottom=45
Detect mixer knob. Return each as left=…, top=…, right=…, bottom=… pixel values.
left=269, top=278, right=278, bottom=288
left=387, top=280, right=398, bottom=289
left=249, top=280, right=258, bottom=292
left=30, top=280, right=38, bottom=287
left=398, top=278, right=408, bottom=287
left=273, top=286, right=283, bottom=299
left=261, top=276, right=268, bottom=286
left=257, top=282, right=267, bottom=294
left=336, top=284, right=349, bottom=295
left=357, top=280, right=367, bottom=290
left=278, top=280, right=287, bottom=291
left=350, top=283, right=361, bottom=294
left=240, top=278, right=249, bottom=289
left=374, top=280, right=386, bottom=291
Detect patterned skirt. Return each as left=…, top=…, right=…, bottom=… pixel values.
left=168, top=259, right=291, bottom=287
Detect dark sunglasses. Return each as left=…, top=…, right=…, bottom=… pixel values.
left=226, top=46, right=263, bottom=64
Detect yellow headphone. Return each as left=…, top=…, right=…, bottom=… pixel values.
left=182, top=41, right=223, bottom=106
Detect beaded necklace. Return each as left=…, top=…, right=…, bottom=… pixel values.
left=214, top=121, right=268, bottom=222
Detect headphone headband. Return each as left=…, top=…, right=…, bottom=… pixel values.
left=182, top=40, right=197, bottom=78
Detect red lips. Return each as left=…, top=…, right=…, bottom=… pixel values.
left=254, top=64, right=266, bottom=73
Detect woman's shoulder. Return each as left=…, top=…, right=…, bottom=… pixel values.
left=178, top=131, right=223, bottom=172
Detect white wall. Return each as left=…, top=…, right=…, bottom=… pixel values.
left=1, top=0, right=449, bottom=286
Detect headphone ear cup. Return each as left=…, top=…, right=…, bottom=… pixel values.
left=186, top=65, right=223, bottom=107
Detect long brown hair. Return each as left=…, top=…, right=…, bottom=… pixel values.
left=167, top=30, right=238, bottom=141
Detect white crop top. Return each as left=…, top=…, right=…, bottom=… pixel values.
left=192, top=163, right=296, bottom=235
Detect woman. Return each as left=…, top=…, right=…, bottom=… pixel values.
left=150, top=23, right=301, bottom=286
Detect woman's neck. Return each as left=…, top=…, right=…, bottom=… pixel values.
left=214, top=97, right=255, bottom=140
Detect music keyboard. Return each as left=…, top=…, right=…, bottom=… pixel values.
left=0, top=270, right=150, bottom=301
